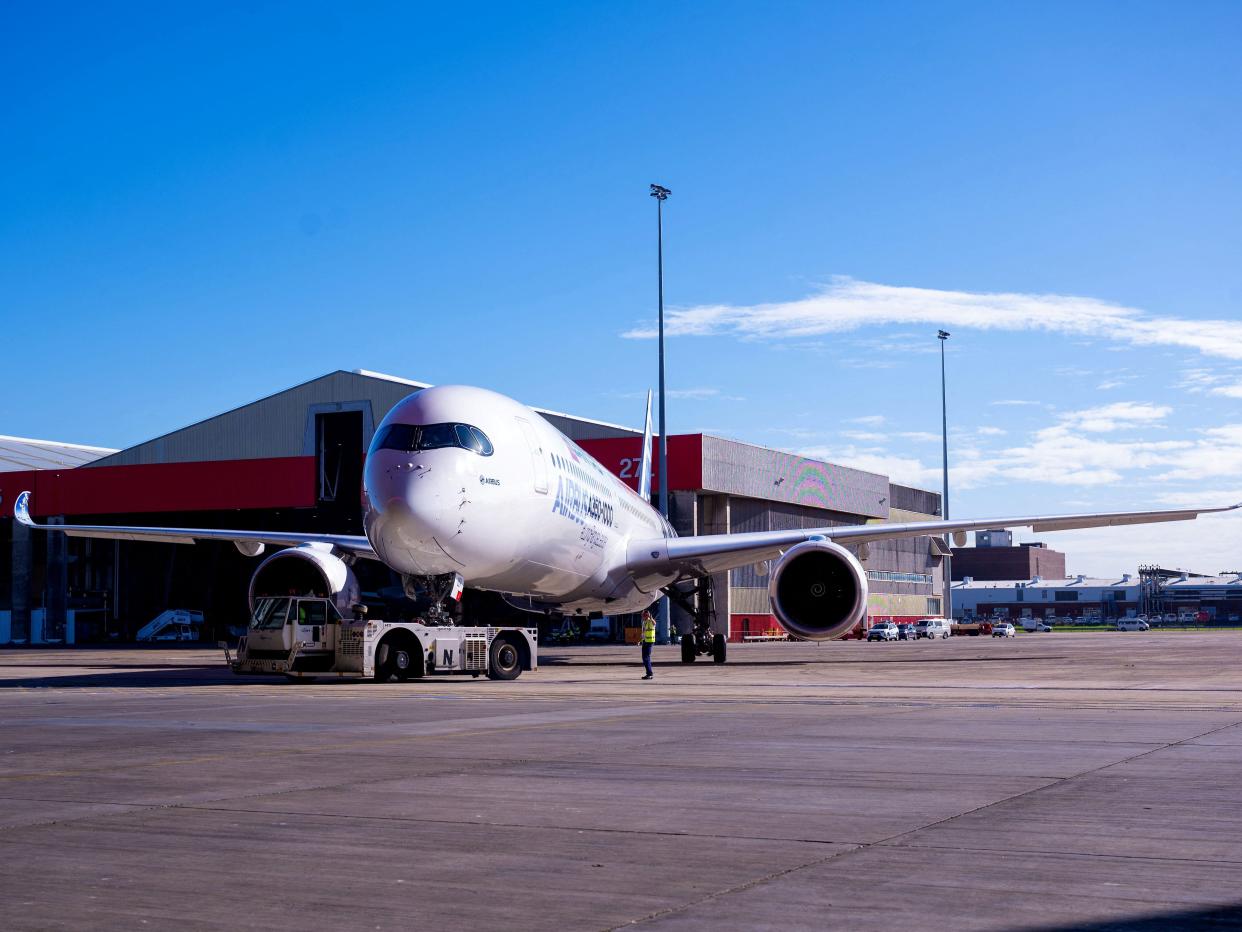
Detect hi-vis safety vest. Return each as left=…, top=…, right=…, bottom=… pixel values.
left=642, top=617, right=657, bottom=644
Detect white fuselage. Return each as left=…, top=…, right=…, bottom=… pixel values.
left=363, top=385, right=678, bottom=615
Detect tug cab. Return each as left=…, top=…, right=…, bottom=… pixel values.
left=244, top=596, right=341, bottom=672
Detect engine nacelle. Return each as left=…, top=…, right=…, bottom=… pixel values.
left=768, top=539, right=868, bottom=641
left=247, top=544, right=361, bottom=617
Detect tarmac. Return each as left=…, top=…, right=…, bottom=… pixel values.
left=2, top=632, right=1242, bottom=930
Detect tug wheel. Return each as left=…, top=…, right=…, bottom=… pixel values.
left=488, top=637, right=522, bottom=680
left=392, top=646, right=415, bottom=682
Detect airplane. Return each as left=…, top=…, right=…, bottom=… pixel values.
left=13, top=384, right=1239, bottom=659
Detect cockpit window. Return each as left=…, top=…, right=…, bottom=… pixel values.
left=373, top=424, right=418, bottom=452
left=418, top=423, right=459, bottom=450
left=455, top=424, right=495, bottom=455
left=371, top=422, right=493, bottom=457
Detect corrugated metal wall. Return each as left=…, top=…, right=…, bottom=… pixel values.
left=701, top=436, right=888, bottom=519
left=890, top=483, right=941, bottom=517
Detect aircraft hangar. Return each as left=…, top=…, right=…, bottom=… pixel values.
left=0, top=369, right=945, bottom=645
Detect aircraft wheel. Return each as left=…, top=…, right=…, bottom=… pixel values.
left=681, top=631, right=697, bottom=663
left=712, top=633, right=727, bottom=664
left=488, top=637, right=522, bottom=680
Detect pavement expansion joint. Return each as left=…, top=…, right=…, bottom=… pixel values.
left=604, top=709, right=1242, bottom=927
left=878, top=840, right=1242, bottom=868
left=608, top=844, right=866, bottom=929
left=175, top=803, right=863, bottom=848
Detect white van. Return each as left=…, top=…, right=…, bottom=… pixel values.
left=914, top=617, right=952, bottom=640
left=1116, top=619, right=1150, bottom=632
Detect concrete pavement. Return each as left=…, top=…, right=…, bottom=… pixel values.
left=2, top=633, right=1242, bottom=929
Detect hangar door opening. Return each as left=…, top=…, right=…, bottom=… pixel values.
left=316, top=411, right=364, bottom=522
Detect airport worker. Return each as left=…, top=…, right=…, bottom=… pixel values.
left=640, top=610, right=656, bottom=680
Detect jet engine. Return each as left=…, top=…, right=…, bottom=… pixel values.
left=248, top=544, right=361, bottom=617
left=767, top=539, right=868, bottom=641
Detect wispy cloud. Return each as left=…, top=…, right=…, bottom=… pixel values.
left=1095, top=370, right=1135, bottom=391
left=665, top=387, right=745, bottom=401
left=621, top=276, right=1242, bottom=363
left=609, top=387, right=744, bottom=402
left=1068, top=401, right=1171, bottom=433
left=792, top=401, right=1242, bottom=490
left=1178, top=368, right=1242, bottom=399
left=848, top=415, right=886, bottom=426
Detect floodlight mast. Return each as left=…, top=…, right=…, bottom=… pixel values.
left=938, top=329, right=952, bottom=621
left=651, top=183, right=671, bottom=643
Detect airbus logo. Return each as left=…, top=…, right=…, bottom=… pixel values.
left=479, top=476, right=501, bottom=486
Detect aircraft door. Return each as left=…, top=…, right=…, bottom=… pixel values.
left=514, top=417, right=549, bottom=494
left=294, top=599, right=334, bottom=652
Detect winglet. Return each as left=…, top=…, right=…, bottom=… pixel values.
left=14, top=491, right=33, bottom=528
left=637, top=391, right=654, bottom=502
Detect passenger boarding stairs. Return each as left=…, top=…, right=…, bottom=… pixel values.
left=136, top=609, right=205, bottom=642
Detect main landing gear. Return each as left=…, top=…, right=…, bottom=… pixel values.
left=664, top=578, right=727, bottom=664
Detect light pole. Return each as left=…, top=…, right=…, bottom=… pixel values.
left=938, top=329, right=952, bottom=621
left=650, top=183, right=671, bottom=643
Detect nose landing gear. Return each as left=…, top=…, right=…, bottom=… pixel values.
left=401, top=572, right=466, bottom=626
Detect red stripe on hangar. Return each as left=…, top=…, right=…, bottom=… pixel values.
left=578, top=434, right=704, bottom=492
left=0, top=457, right=317, bottom=517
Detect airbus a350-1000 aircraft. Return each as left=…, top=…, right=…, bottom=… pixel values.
left=13, top=384, right=1239, bottom=650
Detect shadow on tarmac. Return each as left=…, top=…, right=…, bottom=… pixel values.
left=1042, top=903, right=1242, bottom=930
left=540, top=654, right=1067, bottom=666
left=0, top=651, right=1069, bottom=688
left=0, top=668, right=245, bottom=689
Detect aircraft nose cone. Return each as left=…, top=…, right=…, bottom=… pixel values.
left=363, top=452, right=463, bottom=576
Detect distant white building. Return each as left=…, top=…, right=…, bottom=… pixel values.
left=952, top=574, right=1139, bottom=620
left=952, top=571, right=1242, bottom=622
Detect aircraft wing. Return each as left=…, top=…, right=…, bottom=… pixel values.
left=13, top=491, right=377, bottom=559
left=628, top=503, right=1241, bottom=581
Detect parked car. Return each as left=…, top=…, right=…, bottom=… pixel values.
left=1116, top=619, right=1150, bottom=632
left=896, top=623, right=916, bottom=641
left=992, top=622, right=1016, bottom=638
left=914, top=617, right=952, bottom=639
left=867, top=622, right=899, bottom=642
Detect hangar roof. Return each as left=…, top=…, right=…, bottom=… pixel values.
left=90, top=369, right=641, bottom=467
left=953, top=576, right=1137, bottom=589
left=1164, top=573, right=1242, bottom=589
left=0, top=435, right=118, bottom=473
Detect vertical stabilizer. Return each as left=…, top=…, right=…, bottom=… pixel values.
left=638, top=390, right=654, bottom=502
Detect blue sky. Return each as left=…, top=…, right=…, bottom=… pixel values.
left=4, top=1, right=1242, bottom=573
